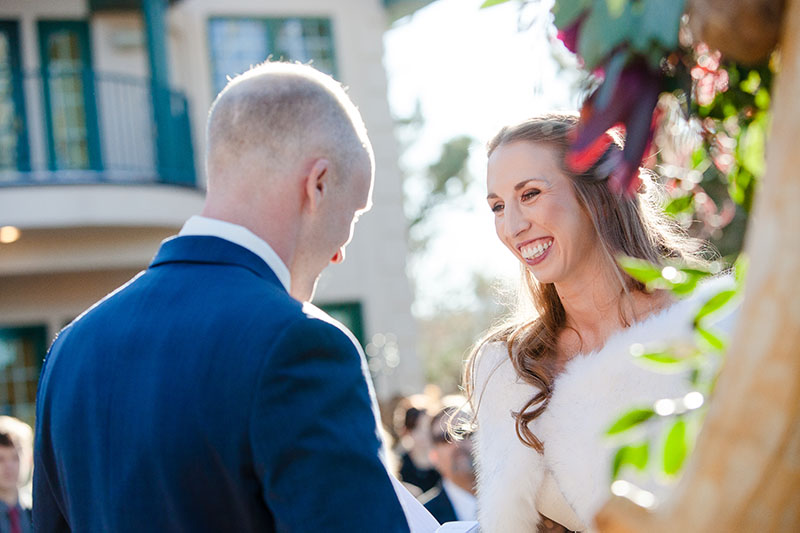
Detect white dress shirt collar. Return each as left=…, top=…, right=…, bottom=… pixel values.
left=442, top=479, right=478, bottom=522
left=179, top=215, right=291, bottom=293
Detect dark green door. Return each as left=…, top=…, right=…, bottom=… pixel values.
left=0, top=20, right=29, bottom=171
left=38, top=20, right=102, bottom=171
left=0, top=326, right=47, bottom=428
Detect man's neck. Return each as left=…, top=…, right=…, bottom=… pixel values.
left=201, top=202, right=296, bottom=269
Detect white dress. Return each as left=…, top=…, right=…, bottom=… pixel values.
left=473, top=276, right=739, bottom=532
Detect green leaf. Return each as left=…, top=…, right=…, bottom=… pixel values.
left=665, top=194, right=694, bottom=216
left=755, top=87, right=771, bottom=110
left=739, top=119, right=767, bottom=178
left=605, top=0, right=626, bottom=17
left=607, top=408, right=655, bottom=435
left=734, top=254, right=749, bottom=289
left=728, top=168, right=747, bottom=206
left=663, top=418, right=688, bottom=476
left=552, top=0, right=592, bottom=29
left=739, top=70, right=762, bottom=94
left=633, top=0, right=686, bottom=53
left=480, top=0, right=511, bottom=8
left=694, top=289, right=737, bottom=324
left=640, top=351, right=683, bottom=364
left=695, top=326, right=726, bottom=352
left=691, top=147, right=707, bottom=169
left=612, top=441, right=649, bottom=478
left=618, top=256, right=663, bottom=284
left=578, top=1, right=633, bottom=70
left=669, top=277, right=701, bottom=297
left=679, top=267, right=716, bottom=279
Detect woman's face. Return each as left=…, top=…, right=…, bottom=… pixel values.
left=486, top=140, right=601, bottom=285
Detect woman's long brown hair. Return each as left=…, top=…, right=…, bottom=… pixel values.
left=464, top=114, right=713, bottom=452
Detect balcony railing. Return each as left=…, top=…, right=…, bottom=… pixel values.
left=0, top=69, right=196, bottom=188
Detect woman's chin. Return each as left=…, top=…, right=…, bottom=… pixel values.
left=524, top=265, right=554, bottom=285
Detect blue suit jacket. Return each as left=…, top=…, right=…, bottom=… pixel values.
left=420, top=483, right=458, bottom=525
left=33, top=236, right=409, bottom=533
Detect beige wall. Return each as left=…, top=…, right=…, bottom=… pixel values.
left=0, top=185, right=205, bottom=231
left=0, top=269, right=143, bottom=343
left=0, top=227, right=176, bottom=277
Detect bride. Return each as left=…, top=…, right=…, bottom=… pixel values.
left=466, top=114, right=737, bottom=532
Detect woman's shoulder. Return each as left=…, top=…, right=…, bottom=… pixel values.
left=472, top=341, right=518, bottom=396
left=472, top=340, right=542, bottom=424
left=471, top=340, right=548, bottom=533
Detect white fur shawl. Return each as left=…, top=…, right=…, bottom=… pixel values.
left=473, top=276, right=739, bottom=532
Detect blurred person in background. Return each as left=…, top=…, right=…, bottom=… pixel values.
left=0, top=416, right=33, bottom=533
left=420, top=407, right=476, bottom=524
left=394, top=394, right=442, bottom=494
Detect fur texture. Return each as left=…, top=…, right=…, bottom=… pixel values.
left=473, top=276, right=739, bottom=532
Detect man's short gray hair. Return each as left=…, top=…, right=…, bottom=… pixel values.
left=206, top=62, right=372, bottom=185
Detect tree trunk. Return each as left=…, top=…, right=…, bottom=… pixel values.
left=595, top=0, right=800, bottom=530
left=687, top=0, right=785, bottom=64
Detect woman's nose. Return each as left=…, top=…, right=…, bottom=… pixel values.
left=504, top=203, right=530, bottom=238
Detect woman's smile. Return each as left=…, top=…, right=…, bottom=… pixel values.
left=518, top=237, right=554, bottom=265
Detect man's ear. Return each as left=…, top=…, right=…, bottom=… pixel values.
left=303, top=158, right=330, bottom=213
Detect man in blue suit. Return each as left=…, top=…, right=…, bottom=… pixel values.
left=33, top=62, right=411, bottom=532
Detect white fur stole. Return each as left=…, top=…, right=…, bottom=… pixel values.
left=473, top=276, right=739, bottom=532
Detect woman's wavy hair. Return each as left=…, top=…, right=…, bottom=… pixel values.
left=464, top=113, right=713, bottom=452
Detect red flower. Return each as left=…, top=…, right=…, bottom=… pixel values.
left=567, top=62, right=663, bottom=196
left=557, top=16, right=584, bottom=54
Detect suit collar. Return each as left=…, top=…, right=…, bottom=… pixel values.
left=179, top=216, right=291, bottom=291
left=150, top=235, right=287, bottom=292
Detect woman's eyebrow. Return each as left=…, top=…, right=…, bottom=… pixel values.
left=514, top=177, right=549, bottom=191
left=487, top=177, right=550, bottom=199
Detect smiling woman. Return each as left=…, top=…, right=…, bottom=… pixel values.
left=463, top=114, right=736, bottom=532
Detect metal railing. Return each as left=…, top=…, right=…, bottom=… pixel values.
left=0, top=69, right=196, bottom=188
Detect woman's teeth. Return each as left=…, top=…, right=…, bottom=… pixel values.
left=521, top=240, right=552, bottom=260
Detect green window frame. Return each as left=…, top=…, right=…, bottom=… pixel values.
left=0, top=20, right=30, bottom=172
left=207, top=17, right=338, bottom=96
left=317, top=301, right=365, bottom=348
left=0, top=325, right=47, bottom=429
left=38, top=20, right=103, bottom=171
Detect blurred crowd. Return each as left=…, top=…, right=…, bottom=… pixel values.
left=0, top=392, right=473, bottom=531
left=0, top=416, right=32, bottom=533
left=381, top=388, right=477, bottom=524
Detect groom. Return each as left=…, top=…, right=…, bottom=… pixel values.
left=33, top=62, right=410, bottom=532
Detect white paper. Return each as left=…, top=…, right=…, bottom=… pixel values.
left=436, top=522, right=480, bottom=532
left=390, top=474, right=441, bottom=533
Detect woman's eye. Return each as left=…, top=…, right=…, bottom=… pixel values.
left=491, top=203, right=504, bottom=214
left=521, top=189, right=540, bottom=201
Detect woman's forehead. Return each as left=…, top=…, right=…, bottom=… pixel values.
left=487, top=142, right=564, bottom=191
